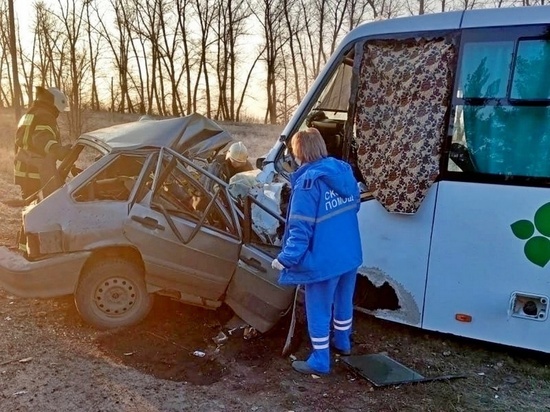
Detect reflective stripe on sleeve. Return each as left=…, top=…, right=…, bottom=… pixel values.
left=18, top=114, right=35, bottom=150
left=34, top=124, right=55, bottom=135
left=289, top=203, right=357, bottom=224
left=17, top=114, right=33, bottom=128
left=43, top=139, right=58, bottom=154
left=288, top=213, right=316, bottom=222
left=34, top=125, right=58, bottom=154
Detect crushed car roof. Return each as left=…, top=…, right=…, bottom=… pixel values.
left=78, top=113, right=233, bottom=157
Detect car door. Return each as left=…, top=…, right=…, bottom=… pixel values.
left=123, top=148, right=241, bottom=302
left=225, top=194, right=296, bottom=333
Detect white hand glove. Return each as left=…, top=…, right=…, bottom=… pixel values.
left=271, top=258, right=285, bottom=270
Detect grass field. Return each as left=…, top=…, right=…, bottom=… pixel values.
left=0, top=108, right=283, bottom=175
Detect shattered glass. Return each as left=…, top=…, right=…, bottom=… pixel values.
left=229, top=171, right=286, bottom=245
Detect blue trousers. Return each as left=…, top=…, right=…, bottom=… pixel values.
left=304, top=268, right=357, bottom=373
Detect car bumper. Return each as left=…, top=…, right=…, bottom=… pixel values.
left=0, top=246, right=91, bottom=298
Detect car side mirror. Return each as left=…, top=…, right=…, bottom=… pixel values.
left=256, top=157, right=265, bottom=169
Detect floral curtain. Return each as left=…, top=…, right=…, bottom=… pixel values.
left=354, top=36, right=457, bottom=213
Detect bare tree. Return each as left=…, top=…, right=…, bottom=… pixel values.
left=192, top=0, right=218, bottom=117
left=353, top=0, right=401, bottom=23
left=85, top=0, right=101, bottom=111
left=277, top=48, right=294, bottom=123
left=175, top=0, right=193, bottom=116
left=56, top=0, right=90, bottom=137
left=8, top=0, right=22, bottom=118
left=252, top=0, right=288, bottom=123
left=133, top=0, right=187, bottom=116
left=5, top=0, right=530, bottom=125
left=235, top=45, right=265, bottom=121
left=157, top=0, right=186, bottom=116
left=276, top=0, right=351, bottom=116
left=455, top=0, right=481, bottom=10
left=327, top=0, right=350, bottom=54
left=132, top=0, right=162, bottom=114
left=282, top=0, right=304, bottom=104
left=29, top=1, right=68, bottom=112
left=94, top=0, right=134, bottom=112
left=0, top=0, right=13, bottom=107
left=348, top=0, right=370, bottom=29
left=32, top=2, right=56, bottom=88
left=213, top=0, right=252, bottom=121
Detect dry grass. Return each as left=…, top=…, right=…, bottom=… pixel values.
left=217, top=120, right=284, bottom=162
left=0, top=108, right=283, bottom=176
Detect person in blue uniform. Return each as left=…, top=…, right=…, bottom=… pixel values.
left=272, top=127, right=362, bottom=375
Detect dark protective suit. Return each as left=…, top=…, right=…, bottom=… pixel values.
left=14, top=87, right=70, bottom=198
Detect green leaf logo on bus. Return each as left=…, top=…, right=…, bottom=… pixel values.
left=511, top=202, right=550, bottom=267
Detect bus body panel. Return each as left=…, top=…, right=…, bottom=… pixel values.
left=424, top=181, right=550, bottom=352
left=357, top=185, right=438, bottom=326
left=460, top=6, right=550, bottom=29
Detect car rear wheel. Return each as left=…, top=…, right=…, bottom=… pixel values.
left=74, top=257, right=153, bottom=329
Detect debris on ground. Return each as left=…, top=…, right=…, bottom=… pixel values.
left=342, top=353, right=467, bottom=387
left=212, top=331, right=228, bottom=345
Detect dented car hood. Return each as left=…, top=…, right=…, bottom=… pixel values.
left=78, top=113, right=233, bottom=158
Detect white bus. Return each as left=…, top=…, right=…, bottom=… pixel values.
left=258, top=6, right=550, bottom=353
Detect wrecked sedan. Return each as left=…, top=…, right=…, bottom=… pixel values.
left=0, top=114, right=294, bottom=333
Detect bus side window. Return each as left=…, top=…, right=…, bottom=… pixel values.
left=449, top=36, right=550, bottom=179
left=306, top=111, right=345, bottom=159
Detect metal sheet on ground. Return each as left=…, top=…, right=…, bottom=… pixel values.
left=342, top=353, right=466, bottom=387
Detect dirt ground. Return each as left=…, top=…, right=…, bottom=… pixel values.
left=1, top=267, right=550, bottom=412
left=0, top=114, right=550, bottom=411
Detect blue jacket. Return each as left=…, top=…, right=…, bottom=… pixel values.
left=277, top=157, right=362, bottom=285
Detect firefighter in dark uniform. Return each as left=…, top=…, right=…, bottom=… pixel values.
left=14, top=86, right=71, bottom=199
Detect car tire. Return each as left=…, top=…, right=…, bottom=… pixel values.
left=74, top=257, right=153, bottom=329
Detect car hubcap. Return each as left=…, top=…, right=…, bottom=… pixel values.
left=93, top=276, right=137, bottom=317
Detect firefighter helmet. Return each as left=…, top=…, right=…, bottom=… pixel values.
left=48, top=87, right=70, bottom=112
left=226, top=141, right=248, bottom=163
